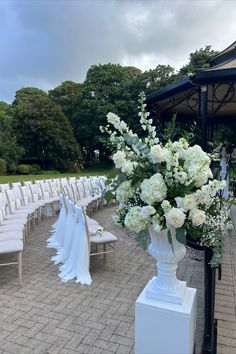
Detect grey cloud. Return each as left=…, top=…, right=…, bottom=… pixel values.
left=0, top=0, right=236, bottom=103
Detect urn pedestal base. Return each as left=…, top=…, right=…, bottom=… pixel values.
left=135, top=282, right=197, bottom=354
left=146, top=275, right=186, bottom=304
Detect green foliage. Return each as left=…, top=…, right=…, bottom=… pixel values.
left=12, top=87, right=82, bottom=171
left=0, top=159, right=7, bottom=175
left=0, top=101, right=24, bottom=169
left=177, top=45, right=219, bottom=79
left=142, top=64, right=177, bottom=95
left=30, top=164, right=41, bottom=174
left=137, top=229, right=149, bottom=250
left=17, top=164, right=30, bottom=175
left=176, top=228, right=186, bottom=245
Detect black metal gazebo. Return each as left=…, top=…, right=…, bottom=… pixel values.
left=146, top=42, right=236, bottom=354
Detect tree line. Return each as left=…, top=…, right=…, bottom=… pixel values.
left=0, top=46, right=218, bottom=174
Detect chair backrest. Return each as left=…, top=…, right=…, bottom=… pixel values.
left=23, top=181, right=34, bottom=203
left=11, top=182, right=22, bottom=188
left=48, top=180, right=59, bottom=197
left=30, top=184, right=42, bottom=203
left=0, top=183, right=10, bottom=193
left=0, top=192, right=7, bottom=220
left=82, top=180, right=92, bottom=197
left=60, top=178, right=69, bottom=189
left=65, top=185, right=75, bottom=202
left=71, top=183, right=80, bottom=201
left=20, top=186, right=30, bottom=206
left=82, top=207, right=91, bottom=253
left=68, top=177, right=77, bottom=184
left=39, top=181, right=51, bottom=200
left=76, top=181, right=85, bottom=198
left=12, top=186, right=24, bottom=209
left=5, top=189, right=17, bottom=214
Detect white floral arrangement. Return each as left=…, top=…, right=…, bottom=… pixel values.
left=96, top=226, right=105, bottom=237
left=100, top=92, right=232, bottom=266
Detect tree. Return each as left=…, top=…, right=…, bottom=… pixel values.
left=141, top=64, right=177, bottom=95
left=12, top=87, right=82, bottom=171
left=0, top=101, right=24, bottom=172
left=178, top=45, right=219, bottom=79
left=72, top=64, right=143, bottom=164
left=48, top=81, right=83, bottom=128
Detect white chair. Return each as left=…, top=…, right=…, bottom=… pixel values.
left=0, top=183, right=10, bottom=193
left=0, top=239, right=23, bottom=285
left=83, top=208, right=117, bottom=271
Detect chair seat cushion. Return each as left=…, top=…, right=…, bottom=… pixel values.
left=0, top=231, right=23, bottom=241
left=0, top=239, right=23, bottom=253
left=0, top=224, right=25, bottom=232
left=90, top=231, right=117, bottom=244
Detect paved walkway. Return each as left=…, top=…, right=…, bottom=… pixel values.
left=215, top=205, right=236, bottom=354
left=0, top=205, right=234, bottom=354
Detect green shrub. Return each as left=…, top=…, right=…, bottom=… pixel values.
left=0, top=159, right=6, bottom=175
left=17, top=164, right=30, bottom=175
left=7, top=163, right=17, bottom=174
left=26, top=164, right=41, bottom=174
left=31, top=164, right=41, bottom=174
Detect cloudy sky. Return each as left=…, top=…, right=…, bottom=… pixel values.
left=1, top=0, right=236, bottom=103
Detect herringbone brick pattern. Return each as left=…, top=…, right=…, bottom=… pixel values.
left=0, top=206, right=204, bottom=354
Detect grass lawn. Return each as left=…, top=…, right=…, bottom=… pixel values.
left=0, top=166, right=116, bottom=184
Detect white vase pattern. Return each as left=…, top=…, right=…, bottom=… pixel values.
left=146, top=226, right=187, bottom=304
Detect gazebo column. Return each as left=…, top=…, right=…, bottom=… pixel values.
left=201, top=85, right=208, bottom=150
left=200, top=84, right=217, bottom=354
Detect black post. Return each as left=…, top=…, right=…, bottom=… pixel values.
left=201, top=85, right=208, bottom=150
left=202, top=249, right=217, bottom=354
left=200, top=85, right=217, bottom=354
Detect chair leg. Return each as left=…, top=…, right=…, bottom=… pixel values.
left=18, top=252, right=23, bottom=286
left=103, top=244, right=106, bottom=263
left=113, top=242, right=117, bottom=272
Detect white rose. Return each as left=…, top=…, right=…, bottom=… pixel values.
left=150, top=145, right=165, bottom=164
left=165, top=208, right=186, bottom=228
left=182, top=194, right=196, bottom=211
left=194, top=172, right=209, bottom=187
left=113, top=150, right=126, bottom=168
left=190, top=208, right=206, bottom=226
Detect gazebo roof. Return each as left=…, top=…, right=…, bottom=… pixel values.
left=146, top=42, right=236, bottom=123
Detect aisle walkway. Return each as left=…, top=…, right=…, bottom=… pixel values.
left=215, top=205, right=236, bottom=354
left=0, top=206, right=204, bottom=354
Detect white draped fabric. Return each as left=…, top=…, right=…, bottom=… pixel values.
left=47, top=199, right=92, bottom=285
left=51, top=199, right=76, bottom=265
left=47, top=195, right=67, bottom=249
left=59, top=206, right=92, bottom=285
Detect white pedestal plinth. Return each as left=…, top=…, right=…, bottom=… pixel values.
left=135, top=282, right=197, bottom=354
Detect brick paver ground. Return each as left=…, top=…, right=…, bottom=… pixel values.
left=215, top=205, right=236, bottom=354
left=0, top=206, right=208, bottom=354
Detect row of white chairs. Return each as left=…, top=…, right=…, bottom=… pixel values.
left=0, top=176, right=107, bottom=285
left=47, top=195, right=117, bottom=285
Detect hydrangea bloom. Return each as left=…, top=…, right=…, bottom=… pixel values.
left=140, top=173, right=167, bottom=205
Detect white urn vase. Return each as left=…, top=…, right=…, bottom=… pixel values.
left=146, top=226, right=187, bottom=304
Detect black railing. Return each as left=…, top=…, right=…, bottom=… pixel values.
left=186, top=237, right=218, bottom=354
